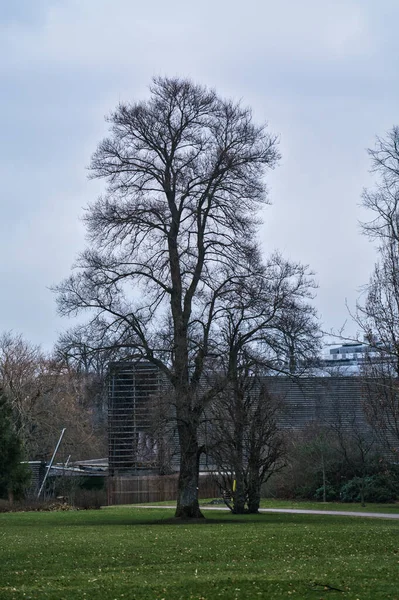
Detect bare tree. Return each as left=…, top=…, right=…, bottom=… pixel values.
left=55, top=77, right=280, bottom=518
left=0, top=332, right=48, bottom=448
left=56, top=325, right=111, bottom=377
left=361, top=126, right=399, bottom=243
left=361, top=352, right=399, bottom=456
left=205, top=257, right=318, bottom=513
left=268, top=303, right=321, bottom=374
left=0, top=332, right=106, bottom=461
left=284, top=422, right=339, bottom=502
left=354, top=127, right=399, bottom=455
left=213, top=252, right=320, bottom=378
left=55, top=323, right=128, bottom=422
left=328, top=397, right=377, bottom=507
left=31, top=369, right=107, bottom=462
left=209, top=372, right=285, bottom=514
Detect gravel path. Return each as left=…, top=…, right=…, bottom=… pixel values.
left=133, top=505, right=399, bottom=520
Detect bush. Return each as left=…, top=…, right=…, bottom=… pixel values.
left=49, top=475, right=106, bottom=508
left=0, top=499, right=75, bottom=513
left=340, top=475, right=398, bottom=503
left=314, top=484, right=338, bottom=502
left=339, top=478, right=362, bottom=502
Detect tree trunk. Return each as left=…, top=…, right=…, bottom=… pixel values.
left=233, top=472, right=246, bottom=514
left=232, top=386, right=246, bottom=514
left=247, top=474, right=261, bottom=513
left=321, top=453, right=327, bottom=503
left=175, top=418, right=204, bottom=518
left=360, top=476, right=366, bottom=508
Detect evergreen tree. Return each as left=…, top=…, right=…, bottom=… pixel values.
left=0, top=392, right=30, bottom=500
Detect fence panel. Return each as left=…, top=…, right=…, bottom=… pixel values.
left=108, top=474, right=219, bottom=505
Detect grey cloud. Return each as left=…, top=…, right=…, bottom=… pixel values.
left=0, top=0, right=398, bottom=348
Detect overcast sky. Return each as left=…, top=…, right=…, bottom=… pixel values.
left=1, top=0, right=397, bottom=350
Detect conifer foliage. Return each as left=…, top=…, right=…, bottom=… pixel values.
left=0, top=392, right=30, bottom=500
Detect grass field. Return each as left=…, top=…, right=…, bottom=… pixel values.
left=1, top=507, right=399, bottom=599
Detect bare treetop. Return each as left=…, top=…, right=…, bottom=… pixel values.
left=57, top=77, right=280, bottom=377
left=368, top=126, right=399, bottom=183
left=86, top=76, right=279, bottom=283
left=362, top=127, right=399, bottom=243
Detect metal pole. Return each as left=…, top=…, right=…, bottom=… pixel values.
left=37, top=428, right=66, bottom=499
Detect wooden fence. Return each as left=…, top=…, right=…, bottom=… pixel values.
left=108, top=473, right=219, bottom=505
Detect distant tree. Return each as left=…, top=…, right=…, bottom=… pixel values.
left=269, top=304, right=321, bottom=374
left=295, top=422, right=338, bottom=502
left=54, top=323, right=123, bottom=421
left=361, top=368, right=399, bottom=457
left=55, top=76, right=280, bottom=518
left=328, top=395, right=377, bottom=506
left=33, top=365, right=107, bottom=462
left=354, top=126, right=399, bottom=455
left=0, top=332, right=49, bottom=449
left=0, top=332, right=106, bottom=461
left=0, top=392, right=30, bottom=501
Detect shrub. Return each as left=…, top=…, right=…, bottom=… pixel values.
left=314, top=484, right=338, bottom=502
left=49, top=475, right=106, bottom=507
left=0, top=499, right=75, bottom=513
left=340, top=475, right=398, bottom=503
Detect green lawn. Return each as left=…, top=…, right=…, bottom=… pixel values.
left=1, top=507, right=399, bottom=599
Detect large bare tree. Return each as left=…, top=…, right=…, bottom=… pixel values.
left=355, top=127, right=399, bottom=455
left=55, top=77, right=279, bottom=517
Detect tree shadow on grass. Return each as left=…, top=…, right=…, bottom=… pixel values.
left=63, top=512, right=342, bottom=527
left=65, top=516, right=256, bottom=527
